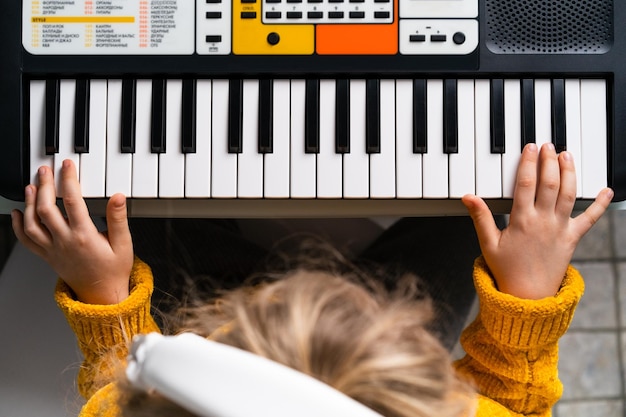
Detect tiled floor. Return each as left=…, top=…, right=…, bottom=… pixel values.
left=554, top=210, right=626, bottom=417
left=0, top=211, right=624, bottom=415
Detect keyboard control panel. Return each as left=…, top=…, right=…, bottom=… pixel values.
left=23, top=0, right=478, bottom=56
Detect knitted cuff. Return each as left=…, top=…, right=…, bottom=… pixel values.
left=55, top=258, right=157, bottom=358
left=473, top=256, right=584, bottom=349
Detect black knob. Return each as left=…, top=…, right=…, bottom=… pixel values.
left=267, top=32, right=280, bottom=46
left=453, top=32, right=466, bottom=45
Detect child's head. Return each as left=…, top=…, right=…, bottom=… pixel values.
left=119, top=261, right=475, bottom=417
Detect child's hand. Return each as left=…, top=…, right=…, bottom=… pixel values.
left=11, top=160, right=133, bottom=305
left=463, top=143, right=613, bottom=300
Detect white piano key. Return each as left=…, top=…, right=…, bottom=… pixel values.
left=502, top=79, right=522, bottom=198
left=449, top=79, right=475, bottom=198
left=290, top=80, right=316, bottom=198
left=211, top=79, right=238, bottom=198
left=395, top=79, right=422, bottom=198
left=317, top=79, right=342, bottom=198
left=580, top=79, right=608, bottom=198
left=106, top=79, right=133, bottom=197
left=131, top=79, right=158, bottom=198
left=370, top=79, right=396, bottom=198
left=55, top=79, right=80, bottom=197
left=29, top=80, right=53, bottom=185
left=475, top=79, right=502, bottom=198
left=186, top=80, right=212, bottom=198
left=80, top=80, right=107, bottom=198
left=264, top=79, right=290, bottom=198
left=238, top=79, right=263, bottom=198
left=534, top=79, right=552, bottom=149
left=422, top=80, right=448, bottom=198
left=565, top=79, right=583, bottom=198
left=344, top=79, right=369, bottom=198
left=159, top=79, right=186, bottom=198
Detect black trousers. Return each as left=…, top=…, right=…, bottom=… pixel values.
left=129, top=216, right=489, bottom=350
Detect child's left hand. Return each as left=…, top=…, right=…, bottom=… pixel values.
left=463, top=143, right=613, bottom=299
left=11, top=160, right=134, bottom=305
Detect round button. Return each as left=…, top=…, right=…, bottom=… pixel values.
left=267, top=32, right=280, bottom=46
left=453, top=32, right=466, bottom=45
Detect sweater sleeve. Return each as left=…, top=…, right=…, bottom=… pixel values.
left=55, top=257, right=161, bottom=399
left=454, top=257, right=584, bottom=417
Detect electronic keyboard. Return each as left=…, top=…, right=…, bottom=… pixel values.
left=1, top=0, right=624, bottom=216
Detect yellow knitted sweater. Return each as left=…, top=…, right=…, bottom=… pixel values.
left=55, top=257, right=584, bottom=417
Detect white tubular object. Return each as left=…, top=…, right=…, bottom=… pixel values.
left=127, top=333, right=384, bottom=417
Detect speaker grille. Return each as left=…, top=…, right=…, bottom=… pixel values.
left=486, top=0, right=613, bottom=54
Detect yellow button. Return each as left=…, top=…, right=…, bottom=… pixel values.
left=232, top=6, right=314, bottom=55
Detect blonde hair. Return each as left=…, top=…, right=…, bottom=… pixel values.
left=120, top=239, right=475, bottom=417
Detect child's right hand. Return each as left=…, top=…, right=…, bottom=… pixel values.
left=11, top=160, right=134, bottom=305
left=463, top=143, right=613, bottom=300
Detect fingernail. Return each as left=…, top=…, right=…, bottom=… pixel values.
left=562, top=151, right=572, bottom=161
left=545, top=142, right=555, bottom=152
left=114, top=195, right=126, bottom=208
left=527, top=143, right=538, bottom=152
left=24, top=185, right=33, bottom=196
left=38, top=166, right=46, bottom=176
left=63, top=159, right=70, bottom=169
left=605, top=188, right=614, bottom=200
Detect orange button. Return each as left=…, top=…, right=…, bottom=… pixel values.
left=316, top=0, right=398, bottom=55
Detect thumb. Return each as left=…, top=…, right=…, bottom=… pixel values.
left=462, top=194, right=501, bottom=249
left=106, top=193, right=132, bottom=253
left=571, top=187, right=613, bottom=240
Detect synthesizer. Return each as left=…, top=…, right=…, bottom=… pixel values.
left=0, top=0, right=624, bottom=216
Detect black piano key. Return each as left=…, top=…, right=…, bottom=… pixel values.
left=443, top=79, right=458, bottom=154
left=151, top=79, right=167, bottom=153
left=366, top=79, right=380, bottom=153
left=258, top=79, right=273, bottom=153
left=121, top=79, right=137, bottom=153
left=305, top=79, right=320, bottom=153
left=412, top=79, right=427, bottom=153
left=490, top=78, right=505, bottom=153
left=182, top=79, right=197, bottom=154
left=45, top=79, right=60, bottom=155
left=228, top=78, right=243, bottom=153
left=335, top=78, right=350, bottom=153
left=74, top=79, right=90, bottom=153
left=551, top=78, right=567, bottom=152
left=521, top=79, right=535, bottom=147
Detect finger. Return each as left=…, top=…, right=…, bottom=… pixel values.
left=35, top=166, right=69, bottom=237
left=11, top=209, right=48, bottom=259
left=534, top=143, right=561, bottom=212
left=60, top=159, right=94, bottom=231
left=21, top=184, right=53, bottom=248
left=511, top=143, right=539, bottom=214
left=106, top=194, right=133, bottom=256
left=570, top=188, right=613, bottom=240
left=462, top=194, right=501, bottom=250
left=554, top=151, right=577, bottom=219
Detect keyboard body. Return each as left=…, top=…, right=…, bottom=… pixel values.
left=1, top=0, right=625, bottom=216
